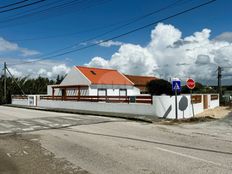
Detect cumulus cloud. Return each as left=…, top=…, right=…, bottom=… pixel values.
left=195, top=55, right=210, bottom=65
left=214, top=32, right=232, bottom=42
left=86, top=23, right=232, bottom=85
left=2, top=58, right=70, bottom=79
left=0, top=37, right=39, bottom=56
left=7, top=67, right=23, bottom=77
left=86, top=56, right=109, bottom=68
left=86, top=44, right=156, bottom=76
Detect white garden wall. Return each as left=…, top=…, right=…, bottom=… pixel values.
left=38, top=100, right=156, bottom=116
left=12, top=99, right=28, bottom=106
left=12, top=94, right=219, bottom=119
left=153, top=95, right=202, bottom=119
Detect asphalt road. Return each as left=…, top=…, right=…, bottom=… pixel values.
left=0, top=106, right=231, bottom=174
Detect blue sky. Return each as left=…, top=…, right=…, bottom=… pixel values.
left=0, top=0, right=231, bottom=85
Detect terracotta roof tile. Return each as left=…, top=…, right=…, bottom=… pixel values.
left=125, top=74, right=158, bottom=90
left=76, top=66, right=133, bottom=85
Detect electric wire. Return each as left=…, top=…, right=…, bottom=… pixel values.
left=0, top=0, right=30, bottom=9
left=8, top=0, right=216, bottom=67
left=0, top=0, right=106, bottom=26
left=8, top=0, right=190, bottom=62
left=8, top=0, right=186, bottom=42
left=0, top=0, right=46, bottom=14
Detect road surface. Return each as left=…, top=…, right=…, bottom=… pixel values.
left=0, top=106, right=231, bottom=174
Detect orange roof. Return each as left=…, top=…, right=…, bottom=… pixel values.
left=76, top=66, right=134, bottom=85
left=125, top=74, right=158, bottom=90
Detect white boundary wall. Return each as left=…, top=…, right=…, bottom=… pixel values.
left=153, top=95, right=219, bottom=119
left=12, top=94, right=219, bottom=119
left=38, top=100, right=156, bottom=116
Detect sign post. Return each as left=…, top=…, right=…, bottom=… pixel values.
left=172, top=79, right=181, bottom=119
left=186, top=78, right=196, bottom=117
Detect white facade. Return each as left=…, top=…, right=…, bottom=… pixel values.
left=61, top=67, right=91, bottom=85
left=89, top=85, right=140, bottom=96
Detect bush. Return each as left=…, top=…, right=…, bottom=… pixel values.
left=146, top=79, right=172, bottom=95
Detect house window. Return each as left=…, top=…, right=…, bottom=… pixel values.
left=119, top=89, right=127, bottom=96
left=98, top=89, right=107, bottom=96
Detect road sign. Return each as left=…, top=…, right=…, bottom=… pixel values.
left=172, top=79, right=181, bottom=119
left=186, top=78, right=195, bottom=89
left=172, top=79, right=181, bottom=92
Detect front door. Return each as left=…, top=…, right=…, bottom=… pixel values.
left=61, top=89, right=66, bottom=100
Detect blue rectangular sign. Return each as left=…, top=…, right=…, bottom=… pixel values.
left=172, top=80, right=181, bottom=92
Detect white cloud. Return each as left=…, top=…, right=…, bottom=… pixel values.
left=7, top=67, right=23, bottom=77
left=0, top=37, right=39, bottom=56
left=1, top=58, right=70, bottom=79
left=33, top=63, right=70, bottom=79
left=86, top=44, right=156, bottom=76
left=20, top=48, right=40, bottom=57
left=86, top=23, right=232, bottom=85
left=214, top=32, right=232, bottom=42
left=98, top=40, right=123, bottom=47
left=195, top=55, right=210, bottom=65
left=86, top=56, right=109, bottom=68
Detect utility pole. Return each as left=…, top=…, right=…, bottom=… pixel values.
left=6, top=66, right=25, bottom=96
left=217, top=66, right=222, bottom=104
left=3, top=62, right=7, bottom=103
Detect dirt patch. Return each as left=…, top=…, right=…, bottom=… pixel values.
left=156, top=107, right=232, bottom=125
left=196, top=106, right=232, bottom=119
left=0, top=134, right=89, bottom=174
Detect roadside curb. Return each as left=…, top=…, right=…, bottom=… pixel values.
left=4, top=104, right=159, bottom=123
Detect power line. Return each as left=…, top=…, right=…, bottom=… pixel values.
left=0, top=0, right=46, bottom=14
left=0, top=0, right=30, bottom=9
left=7, top=0, right=186, bottom=42
left=0, top=0, right=66, bottom=21
left=5, top=65, right=26, bottom=96
left=0, top=0, right=106, bottom=27
left=10, top=0, right=216, bottom=66
left=0, top=0, right=111, bottom=30
left=9, top=0, right=191, bottom=62
left=8, top=24, right=118, bottom=42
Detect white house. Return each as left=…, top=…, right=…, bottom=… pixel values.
left=47, top=66, right=141, bottom=97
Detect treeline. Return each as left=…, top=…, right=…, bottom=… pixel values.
left=0, top=75, right=64, bottom=104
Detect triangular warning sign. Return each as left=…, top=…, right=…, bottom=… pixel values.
left=174, top=83, right=180, bottom=90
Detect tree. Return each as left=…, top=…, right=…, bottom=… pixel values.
left=182, top=82, right=217, bottom=94
left=0, top=76, right=55, bottom=104
left=146, top=79, right=172, bottom=95
left=56, top=75, right=65, bottom=84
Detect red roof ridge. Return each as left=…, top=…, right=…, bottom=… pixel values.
left=76, top=66, right=117, bottom=71
left=124, top=74, right=158, bottom=78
